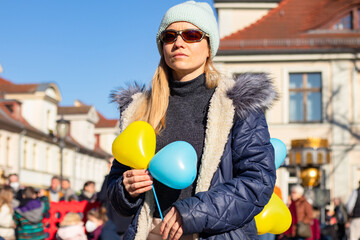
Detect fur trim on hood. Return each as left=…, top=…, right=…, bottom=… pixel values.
left=110, top=82, right=147, bottom=113
left=227, top=73, right=279, bottom=120
left=110, top=73, right=278, bottom=121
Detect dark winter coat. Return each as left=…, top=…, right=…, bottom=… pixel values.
left=108, top=74, right=278, bottom=240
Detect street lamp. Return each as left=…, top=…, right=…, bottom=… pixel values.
left=56, top=116, right=70, bottom=189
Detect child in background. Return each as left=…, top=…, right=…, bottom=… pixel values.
left=0, top=186, right=16, bottom=240
left=13, top=186, right=48, bottom=240
left=56, top=212, right=86, bottom=240
left=86, top=206, right=121, bottom=240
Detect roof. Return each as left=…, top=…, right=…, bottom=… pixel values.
left=58, top=106, right=92, bottom=115
left=66, top=135, right=112, bottom=159
left=0, top=101, right=47, bottom=136
left=0, top=83, right=40, bottom=94
left=0, top=76, right=62, bottom=102
left=219, top=0, right=360, bottom=52
left=0, top=76, right=12, bottom=85
left=95, top=111, right=118, bottom=128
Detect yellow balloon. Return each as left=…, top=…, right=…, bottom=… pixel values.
left=112, top=121, right=156, bottom=169
left=255, top=193, right=292, bottom=235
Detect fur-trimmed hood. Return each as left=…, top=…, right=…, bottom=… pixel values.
left=111, top=73, right=278, bottom=121
left=110, top=73, right=279, bottom=122
left=227, top=73, right=278, bottom=119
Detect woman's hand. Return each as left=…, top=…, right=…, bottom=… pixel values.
left=122, top=169, right=153, bottom=198
left=161, top=207, right=183, bottom=240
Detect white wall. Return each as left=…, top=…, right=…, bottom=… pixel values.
left=21, top=99, right=58, bottom=134
left=215, top=2, right=279, bottom=38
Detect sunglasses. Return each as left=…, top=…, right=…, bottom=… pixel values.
left=160, top=29, right=208, bottom=43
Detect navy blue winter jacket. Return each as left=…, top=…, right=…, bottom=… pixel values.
left=108, top=74, right=278, bottom=239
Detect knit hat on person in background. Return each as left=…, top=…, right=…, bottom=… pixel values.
left=156, top=0, right=220, bottom=59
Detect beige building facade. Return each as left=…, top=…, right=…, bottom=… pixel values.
left=0, top=70, right=119, bottom=191
left=214, top=0, right=360, bottom=202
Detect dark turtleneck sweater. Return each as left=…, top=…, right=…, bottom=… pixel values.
left=153, top=73, right=215, bottom=218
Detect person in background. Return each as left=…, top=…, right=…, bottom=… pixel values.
left=78, top=181, right=97, bottom=202
left=108, top=1, right=277, bottom=239
left=36, top=188, right=50, bottom=219
left=86, top=206, right=121, bottom=240
left=14, top=186, right=49, bottom=240
left=43, top=176, right=63, bottom=202
left=0, top=186, right=16, bottom=240
left=60, top=178, right=78, bottom=201
left=333, top=197, right=348, bottom=240
left=6, top=173, right=23, bottom=202
left=346, top=181, right=360, bottom=240
left=283, top=185, right=313, bottom=240
left=56, top=212, right=87, bottom=240
left=321, top=207, right=337, bottom=240
left=97, top=158, right=132, bottom=237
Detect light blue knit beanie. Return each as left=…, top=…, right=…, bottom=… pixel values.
left=156, top=0, right=219, bottom=58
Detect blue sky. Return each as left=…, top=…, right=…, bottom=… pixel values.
left=0, top=0, right=216, bottom=119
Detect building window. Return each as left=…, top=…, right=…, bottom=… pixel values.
left=46, top=147, right=50, bottom=172
left=33, top=143, right=37, bottom=170
left=289, top=73, right=322, bottom=123
left=23, top=140, right=28, bottom=168
left=333, top=13, right=353, bottom=30
left=6, top=137, right=11, bottom=167
left=331, top=8, right=360, bottom=30
left=47, top=110, right=51, bottom=132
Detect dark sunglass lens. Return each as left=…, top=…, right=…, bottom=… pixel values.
left=182, top=30, right=203, bottom=41
left=162, top=31, right=176, bottom=43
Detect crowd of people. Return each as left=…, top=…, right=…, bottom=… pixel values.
left=258, top=184, right=360, bottom=240
left=0, top=171, right=132, bottom=240
left=2, top=172, right=360, bottom=240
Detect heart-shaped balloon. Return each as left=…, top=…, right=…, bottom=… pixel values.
left=270, top=138, right=287, bottom=169
left=112, top=121, right=156, bottom=169
left=255, top=193, right=292, bottom=235
left=149, top=141, right=197, bottom=189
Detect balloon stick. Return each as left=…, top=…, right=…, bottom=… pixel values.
left=152, top=184, right=163, bottom=220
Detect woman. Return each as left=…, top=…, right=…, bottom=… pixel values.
left=0, top=186, right=15, bottom=240
left=108, top=1, right=277, bottom=239
left=283, top=185, right=313, bottom=240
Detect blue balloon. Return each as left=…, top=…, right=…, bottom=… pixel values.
left=270, top=138, right=287, bottom=169
left=149, top=141, right=197, bottom=189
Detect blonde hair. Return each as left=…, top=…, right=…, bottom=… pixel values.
left=0, top=186, right=13, bottom=209
left=60, top=212, right=83, bottom=227
left=135, top=48, right=220, bottom=133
